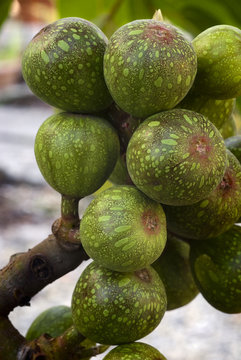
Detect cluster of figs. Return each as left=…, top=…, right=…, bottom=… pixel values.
left=22, top=11, right=241, bottom=359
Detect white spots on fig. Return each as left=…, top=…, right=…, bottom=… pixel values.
left=114, top=225, right=132, bottom=233
left=41, top=50, right=50, bottom=64
left=177, top=74, right=182, bottom=84
left=183, top=114, right=193, bottom=125
left=129, top=29, right=144, bottom=35
left=161, top=139, right=178, bottom=146
left=123, top=68, right=129, bottom=77
left=99, top=215, right=111, bottom=222
left=148, top=121, right=160, bottom=127
left=139, top=68, right=144, bottom=80
left=57, top=39, right=69, bottom=52
left=186, top=75, right=191, bottom=86
left=154, top=76, right=163, bottom=87
left=73, top=33, right=80, bottom=40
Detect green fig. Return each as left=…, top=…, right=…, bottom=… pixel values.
left=190, top=225, right=241, bottom=313
left=219, top=114, right=237, bottom=139
left=109, top=153, right=133, bottom=185
left=192, top=25, right=241, bottom=99
left=80, top=185, right=167, bottom=272
left=225, top=135, right=241, bottom=163
left=34, top=112, right=119, bottom=197
left=22, top=17, right=113, bottom=113
left=164, top=150, right=241, bottom=240
left=104, top=19, right=197, bottom=118
left=71, top=262, right=167, bottom=345
left=153, top=234, right=198, bottom=310
left=25, top=305, right=72, bottom=340
left=103, top=342, right=167, bottom=360
left=178, top=93, right=235, bottom=129
left=126, top=109, right=227, bottom=206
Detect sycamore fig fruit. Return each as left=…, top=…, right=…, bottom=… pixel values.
left=164, top=150, right=241, bottom=239
left=126, top=109, right=227, bottom=206
left=153, top=234, right=198, bottom=310
left=178, top=93, right=235, bottom=129
left=80, top=185, right=167, bottom=272
left=22, top=17, right=112, bottom=113
left=109, top=153, right=133, bottom=185
left=34, top=112, right=119, bottom=197
left=190, top=225, right=241, bottom=313
left=104, top=19, right=197, bottom=118
left=225, top=135, right=241, bottom=163
left=26, top=305, right=72, bottom=340
left=219, top=114, right=237, bottom=139
left=192, top=25, right=241, bottom=99
left=103, top=342, right=167, bottom=360
left=71, top=262, right=167, bottom=344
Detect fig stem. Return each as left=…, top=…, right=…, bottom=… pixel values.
left=61, top=195, right=80, bottom=227
left=153, top=9, right=163, bottom=21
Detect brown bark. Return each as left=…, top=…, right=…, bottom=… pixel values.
left=0, top=232, right=88, bottom=317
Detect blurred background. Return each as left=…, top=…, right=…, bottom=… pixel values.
left=0, top=1, right=241, bottom=359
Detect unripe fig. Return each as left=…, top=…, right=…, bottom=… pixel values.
left=190, top=225, right=241, bottom=313
left=126, top=109, right=227, bottom=205
left=104, top=19, right=197, bottom=118
left=71, top=262, right=167, bottom=344
left=153, top=234, right=198, bottom=310
left=178, top=93, right=235, bottom=129
left=225, top=135, right=241, bottom=163
left=80, top=185, right=167, bottom=272
left=192, top=25, right=241, bottom=99
left=219, top=114, right=237, bottom=139
left=22, top=17, right=112, bottom=113
left=26, top=305, right=72, bottom=340
left=164, top=150, right=241, bottom=239
left=34, top=112, right=119, bottom=197
left=103, top=342, right=167, bottom=360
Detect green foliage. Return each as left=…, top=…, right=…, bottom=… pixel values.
left=0, top=0, right=12, bottom=29
left=56, top=0, right=241, bottom=37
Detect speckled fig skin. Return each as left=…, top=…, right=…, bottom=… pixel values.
left=80, top=185, right=167, bottom=272
left=163, top=150, right=241, bottom=239
left=190, top=225, right=241, bottom=313
left=103, top=342, right=167, bottom=360
left=26, top=306, right=73, bottom=340
left=192, top=25, right=241, bottom=99
left=153, top=234, right=198, bottom=310
left=71, top=262, right=167, bottom=345
left=126, top=109, right=227, bottom=206
left=219, top=114, right=237, bottom=139
left=34, top=112, right=119, bottom=197
left=177, top=93, right=236, bottom=129
left=225, top=135, right=241, bottom=163
left=22, top=17, right=113, bottom=113
left=104, top=19, right=197, bottom=118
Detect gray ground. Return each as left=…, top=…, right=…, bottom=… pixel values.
left=0, top=101, right=240, bottom=360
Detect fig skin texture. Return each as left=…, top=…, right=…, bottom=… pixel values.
left=192, top=25, right=241, bottom=99
left=71, top=262, right=167, bottom=345
left=80, top=185, right=167, bottom=272
left=178, top=94, right=235, bottom=130
left=103, top=342, right=167, bottom=360
left=104, top=19, right=197, bottom=118
left=219, top=114, right=237, bottom=139
left=34, top=112, right=119, bottom=198
left=190, top=225, right=241, bottom=313
left=22, top=17, right=113, bottom=113
left=153, top=234, right=198, bottom=310
left=26, top=305, right=72, bottom=340
left=163, top=150, right=241, bottom=240
left=126, top=109, right=227, bottom=206
left=225, top=135, right=241, bottom=163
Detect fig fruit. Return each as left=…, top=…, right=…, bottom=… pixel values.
left=104, top=19, right=197, bottom=118
left=126, top=109, right=227, bottom=205
left=80, top=185, right=167, bottom=272
left=34, top=112, right=119, bottom=197
left=103, top=342, right=167, bottom=359
left=71, top=262, right=167, bottom=344
left=22, top=17, right=112, bottom=113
